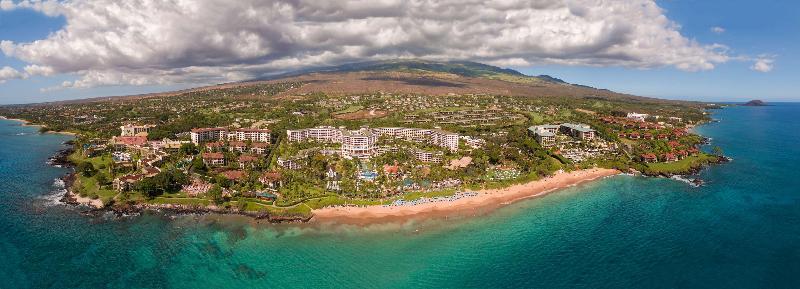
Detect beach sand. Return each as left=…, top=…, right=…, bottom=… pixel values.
left=312, top=168, right=620, bottom=224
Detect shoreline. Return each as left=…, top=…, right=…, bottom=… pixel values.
left=0, top=115, right=78, bottom=136
left=312, top=168, right=620, bottom=225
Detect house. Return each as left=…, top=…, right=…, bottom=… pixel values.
left=629, top=132, right=641, bottom=139
left=668, top=141, right=681, bottom=148
left=259, top=171, right=283, bottom=191
left=249, top=142, right=270, bottom=154
left=643, top=133, right=654, bottom=140
left=238, top=155, right=259, bottom=169
left=657, top=134, right=669, bottom=140
left=663, top=153, right=677, bottom=162
left=204, top=141, right=224, bottom=151
left=229, top=141, right=248, bottom=153
left=113, top=174, right=144, bottom=192
left=142, top=167, right=160, bottom=177
left=202, top=152, right=225, bottom=166
left=641, top=153, right=657, bottom=163
left=221, top=170, right=245, bottom=181
left=446, top=156, right=473, bottom=170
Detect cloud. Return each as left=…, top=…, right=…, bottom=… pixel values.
left=2, top=0, right=740, bottom=89
left=751, top=57, right=774, bottom=72
left=0, top=66, right=23, bottom=83
left=0, top=0, right=62, bottom=16
left=710, top=26, right=725, bottom=34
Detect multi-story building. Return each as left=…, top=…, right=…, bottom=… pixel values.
left=287, top=126, right=342, bottom=143
left=227, top=128, right=271, bottom=143
left=560, top=123, right=596, bottom=140
left=201, top=152, right=225, bottom=166
left=287, top=126, right=465, bottom=158
left=120, top=124, right=155, bottom=137
left=341, top=128, right=377, bottom=159
left=412, top=150, right=444, bottom=163
left=191, top=128, right=227, bottom=144
left=529, top=125, right=559, bottom=147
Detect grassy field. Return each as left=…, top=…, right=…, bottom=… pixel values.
left=76, top=175, right=118, bottom=203
left=333, top=105, right=364, bottom=115
left=646, top=154, right=718, bottom=174
left=149, top=197, right=211, bottom=206
left=401, top=189, right=458, bottom=201
left=303, top=195, right=384, bottom=209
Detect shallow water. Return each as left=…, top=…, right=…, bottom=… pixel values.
left=0, top=104, right=798, bottom=288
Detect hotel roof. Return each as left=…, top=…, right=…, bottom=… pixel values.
left=561, top=123, right=596, bottom=133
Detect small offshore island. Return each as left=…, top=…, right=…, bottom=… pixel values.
left=0, top=61, right=727, bottom=223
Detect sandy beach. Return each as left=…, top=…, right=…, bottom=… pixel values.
left=312, top=168, right=620, bottom=224
left=65, top=190, right=104, bottom=208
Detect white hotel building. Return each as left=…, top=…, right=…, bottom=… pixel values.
left=191, top=128, right=271, bottom=144
left=287, top=126, right=462, bottom=159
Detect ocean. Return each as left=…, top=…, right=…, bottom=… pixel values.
left=0, top=104, right=798, bottom=289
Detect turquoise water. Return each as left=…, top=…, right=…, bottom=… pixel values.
left=1, top=104, right=799, bottom=288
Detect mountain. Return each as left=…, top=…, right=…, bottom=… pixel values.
left=25, top=60, right=687, bottom=105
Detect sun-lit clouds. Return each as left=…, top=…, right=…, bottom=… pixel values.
left=710, top=26, right=725, bottom=34
left=751, top=57, right=774, bottom=72
left=0, top=66, right=23, bottom=83
left=0, top=0, right=757, bottom=89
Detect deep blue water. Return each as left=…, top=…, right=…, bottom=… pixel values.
left=1, top=104, right=799, bottom=289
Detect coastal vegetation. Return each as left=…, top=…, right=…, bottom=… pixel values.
left=0, top=60, right=721, bottom=222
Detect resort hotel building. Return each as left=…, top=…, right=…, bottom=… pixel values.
left=120, top=124, right=155, bottom=137
left=286, top=126, right=462, bottom=159
left=190, top=127, right=271, bottom=144
left=529, top=123, right=597, bottom=146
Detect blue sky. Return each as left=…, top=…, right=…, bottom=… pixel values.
left=0, top=0, right=797, bottom=104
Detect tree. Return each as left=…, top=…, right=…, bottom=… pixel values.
left=712, top=146, right=724, bottom=156
left=95, top=172, right=109, bottom=187
left=180, top=143, right=199, bottom=155
left=208, top=184, right=224, bottom=204
left=77, top=161, right=97, bottom=177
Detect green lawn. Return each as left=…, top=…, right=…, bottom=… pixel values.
left=333, top=105, right=364, bottom=115
left=76, top=175, right=118, bottom=203
left=303, top=195, right=384, bottom=209
left=646, top=154, right=718, bottom=174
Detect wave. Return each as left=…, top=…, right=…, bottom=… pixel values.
left=37, top=178, right=67, bottom=207
left=670, top=175, right=702, bottom=187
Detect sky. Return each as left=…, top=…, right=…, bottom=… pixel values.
left=0, top=0, right=797, bottom=105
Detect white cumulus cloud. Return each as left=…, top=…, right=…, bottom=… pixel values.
left=710, top=26, right=725, bottom=34
left=0, top=66, right=23, bottom=83
left=1, top=0, right=741, bottom=89
left=751, top=57, right=774, bottom=73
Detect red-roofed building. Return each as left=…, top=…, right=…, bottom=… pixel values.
left=249, top=142, right=270, bottom=154
left=259, top=171, right=283, bottom=190
left=663, top=153, right=677, bottom=162
left=629, top=132, right=641, bottom=139
left=668, top=141, right=681, bottom=148
left=221, top=170, right=245, bottom=180
left=112, top=136, right=147, bottom=149
left=641, top=153, right=657, bottom=163
left=238, top=155, right=259, bottom=169
left=202, top=152, right=225, bottom=166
